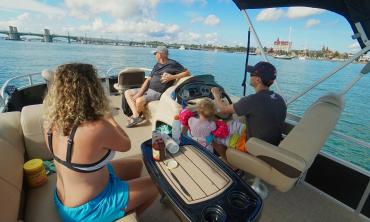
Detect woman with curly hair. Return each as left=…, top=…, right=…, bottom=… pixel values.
left=43, top=63, right=157, bottom=222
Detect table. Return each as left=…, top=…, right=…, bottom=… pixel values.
left=141, top=136, right=262, bottom=222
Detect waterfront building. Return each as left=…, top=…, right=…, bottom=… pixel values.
left=273, top=38, right=292, bottom=52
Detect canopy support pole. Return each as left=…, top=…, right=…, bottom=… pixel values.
left=287, top=44, right=370, bottom=105
left=340, top=61, right=370, bottom=95
left=242, top=28, right=251, bottom=96
left=241, top=9, right=284, bottom=99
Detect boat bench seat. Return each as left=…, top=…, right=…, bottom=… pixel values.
left=0, top=104, right=138, bottom=222
left=226, top=93, right=345, bottom=192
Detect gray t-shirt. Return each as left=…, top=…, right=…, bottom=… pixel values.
left=233, top=90, right=287, bottom=145
left=149, top=59, right=185, bottom=93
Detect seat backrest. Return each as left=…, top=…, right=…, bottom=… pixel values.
left=117, top=68, right=145, bottom=89
left=0, top=112, right=25, bottom=222
left=279, top=93, right=344, bottom=168
left=21, top=104, right=53, bottom=160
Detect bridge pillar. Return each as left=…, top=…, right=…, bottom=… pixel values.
left=8, top=26, right=21, bottom=40
left=43, top=29, right=53, bottom=42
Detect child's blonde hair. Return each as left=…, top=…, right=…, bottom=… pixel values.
left=197, top=98, right=216, bottom=120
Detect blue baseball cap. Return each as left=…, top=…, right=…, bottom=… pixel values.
left=246, top=61, right=277, bottom=86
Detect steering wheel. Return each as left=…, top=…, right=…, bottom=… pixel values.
left=214, top=91, right=233, bottom=120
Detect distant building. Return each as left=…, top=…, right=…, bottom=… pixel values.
left=359, top=54, right=370, bottom=62
left=273, top=38, right=292, bottom=52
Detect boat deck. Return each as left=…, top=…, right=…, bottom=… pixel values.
left=108, top=95, right=366, bottom=222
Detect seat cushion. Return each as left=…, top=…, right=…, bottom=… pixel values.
left=116, top=212, right=138, bottom=222
left=21, top=104, right=53, bottom=160
left=25, top=174, right=61, bottom=222
left=25, top=173, right=138, bottom=222
left=0, top=139, right=24, bottom=222
left=0, top=111, right=24, bottom=155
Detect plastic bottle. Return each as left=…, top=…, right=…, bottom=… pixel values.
left=172, top=115, right=181, bottom=144
left=152, top=131, right=166, bottom=161
left=162, top=133, right=179, bottom=154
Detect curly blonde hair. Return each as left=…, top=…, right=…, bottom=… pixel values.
left=43, top=63, right=109, bottom=136
left=197, top=98, right=216, bottom=120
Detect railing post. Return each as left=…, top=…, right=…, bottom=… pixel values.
left=287, top=44, right=370, bottom=105
left=0, top=95, right=4, bottom=107
left=28, top=74, right=33, bottom=86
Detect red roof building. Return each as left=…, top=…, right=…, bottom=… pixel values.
left=273, top=38, right=292, bottom=52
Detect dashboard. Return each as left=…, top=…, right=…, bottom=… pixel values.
left=178, top=83, right=213, bottom=101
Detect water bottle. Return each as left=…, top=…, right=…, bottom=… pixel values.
left=161, top=133, right=179, bottom=154
left=172, top=115, right=181, bottom=144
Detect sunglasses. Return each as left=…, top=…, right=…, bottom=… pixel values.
left=250, top=73, right=259, bottom=77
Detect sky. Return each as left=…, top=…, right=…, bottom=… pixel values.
left=0, top=0, right=362, bottom=52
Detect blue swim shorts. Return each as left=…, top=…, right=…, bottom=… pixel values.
left=54, top=164, right=129, bottom=222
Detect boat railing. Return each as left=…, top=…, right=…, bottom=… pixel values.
left=0, top=66, right=153, bottom=104
left=287, top=113, right=370, bottom=177
left=0, top=72, right=44, bottom=102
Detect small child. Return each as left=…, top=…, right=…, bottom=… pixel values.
left=186, top=98, right=217, bottom=152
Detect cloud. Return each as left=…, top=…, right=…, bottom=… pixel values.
left=256, top=8, right=285, bottom=21
left=305, top=19, right=320, bottom=28
left=287, top=7, right=325, bottom=19
left=204, top=32, right=218, bottom=44
left=0, top=0, right=65, bottom=17
left=190, top=14, right=220, bottom=26
left=105, top=19, right=179, bottom=37
left=181, top=0, right=207, bottom=6
left=0, top=12, right=30, bottom=29
left=256, top=7, right=326, bottom=22
left=79, top=18, right=105, bottom=32
left=203, top=15, right=220, bottom=26
left=65, top=0, right=159, bottom=20
left=190, top=16, right=204, bottom=24
left=176, top=31, right=218, bottom=44
left=348, top=42, right=360, bottom=52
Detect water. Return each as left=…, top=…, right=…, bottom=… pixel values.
left=0, top=40, right=369, bottom=171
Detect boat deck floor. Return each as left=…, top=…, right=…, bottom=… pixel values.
left=109, top=96, right=366, bottom=222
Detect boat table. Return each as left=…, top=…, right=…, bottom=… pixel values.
left=141, top=136, right=262, bottom=222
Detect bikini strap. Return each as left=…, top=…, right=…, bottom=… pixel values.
left=66, top=126, right=78, bottom=163
left=47, top=129, right=53, bottom=154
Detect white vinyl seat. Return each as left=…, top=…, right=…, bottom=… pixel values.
left=113, top=68, right=145, bottom=94
left=226, top=93, right=345, bottom=193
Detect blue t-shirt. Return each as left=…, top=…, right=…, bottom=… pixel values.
left=233, top=90, right=287, bottom=145
left=149, top=59, right=185, bottom=93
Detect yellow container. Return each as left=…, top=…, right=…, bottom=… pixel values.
left=23, top=159, right=48, bottom=188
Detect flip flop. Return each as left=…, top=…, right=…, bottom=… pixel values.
left=126, top=116, right=145, bottom=128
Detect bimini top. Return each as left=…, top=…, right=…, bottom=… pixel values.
left=233, top=0, right=370, bottom=49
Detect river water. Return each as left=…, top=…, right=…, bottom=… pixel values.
left=0, top=40, right=369, bottom=171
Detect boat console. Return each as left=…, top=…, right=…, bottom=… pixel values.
left=174, top=75, right=232, bottom=105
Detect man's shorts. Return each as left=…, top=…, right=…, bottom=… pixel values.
left=130, top=88, right=161, bottom=102
left=54, top=164, right=129, bottom=222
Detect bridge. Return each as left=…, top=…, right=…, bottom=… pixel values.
left=0, top=26, right=129, bottom=45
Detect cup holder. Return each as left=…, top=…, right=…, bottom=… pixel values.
left=202, top=205, right=227, bottom=222
left=228, top=191, right=254, bottom=210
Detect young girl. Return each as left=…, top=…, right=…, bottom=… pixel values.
left=180, top=98, right=228, bottom=152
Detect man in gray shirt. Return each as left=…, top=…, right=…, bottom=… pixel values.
left=125, top=46, right=190, bottom=127
left=211, top=61, right=286, bottom=161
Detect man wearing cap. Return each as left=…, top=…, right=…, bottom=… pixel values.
left=125, top=46, right=190, bottom=127
left=211, top=61, right=286, bottom=161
